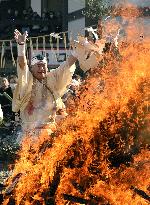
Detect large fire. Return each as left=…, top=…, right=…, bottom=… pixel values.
left=2, top=5, right=150, bottom=205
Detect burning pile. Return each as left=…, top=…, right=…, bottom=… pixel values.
left=1, top=6, right=150, bottom=205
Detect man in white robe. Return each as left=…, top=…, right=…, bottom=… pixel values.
left=12, top=30, right=103, bottom=134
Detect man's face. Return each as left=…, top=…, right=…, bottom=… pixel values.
left=31, top=62, right=48, bottom=81
left=1, top=78, right=9, bottom=88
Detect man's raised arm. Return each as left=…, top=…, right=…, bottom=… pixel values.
left=48, top=37, right=104, bottom=97
left=12, top=30, right=31, bottom=112
left=14, top=29, right=28, bottom=69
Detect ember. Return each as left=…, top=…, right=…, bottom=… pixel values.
left=2, top=5, right=150, bottom=205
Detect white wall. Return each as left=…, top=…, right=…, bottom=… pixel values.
left=68, top=17, right=85, bottom=40
left=68, top=0, right=85, bottom=13
left=68, top=0, right=86, bottom=40
left=31, top=0, right=41, bottom=16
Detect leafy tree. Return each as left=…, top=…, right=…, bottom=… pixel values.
left=85, top=0, right=113, bottom=20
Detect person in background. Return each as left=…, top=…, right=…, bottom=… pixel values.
left=13, top=10, right=19, bottom=21
left=21, top=9, right=28, bottom=20
left=9, top=75, right=18, bottom=93
left=62, top=75, right=81, bottom=106
left=69, top=75, right=81, bottom=97
left=48, top=11, right=55, bottom=33
left=26, top=6, right=33, bottom=19
left=0, top=77, right=14, bottom=122
left=54, top=11, right=62, bottom=32
left=72, top=74, right=81, bottom=87
left=31, top=12, right=41, bottom=35
left=6, top=8, right=13, bottom=21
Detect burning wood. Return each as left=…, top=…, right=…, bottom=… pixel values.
left=130, top=186, right=150, bottom=202
left=4, top=173, right=22, bottom=196
left=71, top=180, right=86, bottom=194
left=6, top=197, right=15, bottom=205
left=42, top=165, right=63, bottom=203
left=63, top=194, right=88, bottom=204
left=63, top=194, right=110, bottom=204
left=131, top=160, right=150, bottom=171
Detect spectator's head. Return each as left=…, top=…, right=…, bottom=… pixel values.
left=49, top=11, right=54, bottom=19
left=23, top=9, right=27, bottom=15
left=32, top=12, right=40, bottom=20
left=14, top=10, right=18, bottom=16
left=33, top=12, right=38, bottom=17
left=14, top=10, right=19, bottom=20
left=43, top=8, right=47, bottom=13
left=55, top=11, right=61, bottom=18
left=7, top=9, right=12, bottom=14
left=27, top=6, right=33, bottom=13
left=42, top=12, right=46, bottom=19
left=69, top=77, right=80, bottom=93
left=30, top=54, right=48, bottom=81
left=9, top=75, right=17, bottom=91
left=1, top=78, right=9, bottom=89
left=24, top=16, right=29, bottom=20
left=41, top=25, right=48, bottom=32
left=73, top=74, right=81, bottom=82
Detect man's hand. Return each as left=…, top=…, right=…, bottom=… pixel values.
left=14, top=29, right=28, bottom=45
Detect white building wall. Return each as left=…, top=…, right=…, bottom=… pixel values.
left=68, top=0, right=85, bottom=13
left=31, top=0, right=41, bottom=16
left=68, top=17, right=85, bottom=40
left=68, top=0, right=85, bottom=40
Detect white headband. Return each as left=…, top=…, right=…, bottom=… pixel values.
left=31, top=55, right=47, bottom=66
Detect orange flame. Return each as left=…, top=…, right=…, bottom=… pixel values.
left=3, top=5, right=150, bottom=205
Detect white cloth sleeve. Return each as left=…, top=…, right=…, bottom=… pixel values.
left=47, top=60, right=76, bottom=97
left=17, top=61, right=32, bottom=98
left=17, top=44, right=26, bottom=56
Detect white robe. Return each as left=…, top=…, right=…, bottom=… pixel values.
left=12, top=42, right=102, bottom=132
left=12, top=58, right=76, bottom=131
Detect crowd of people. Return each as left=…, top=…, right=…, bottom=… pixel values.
left=0, top=3, right=62, bottom=39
